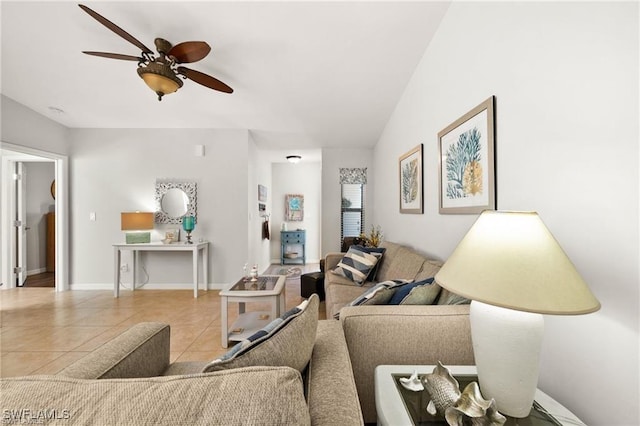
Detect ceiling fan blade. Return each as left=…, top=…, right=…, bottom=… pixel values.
left=177, top=66, right=233, bottom=94
left=82, top=51, right=144, bottom=62
left=168, top=41, right=211, bottom=64
left=78, top=4, right=153, bottom=54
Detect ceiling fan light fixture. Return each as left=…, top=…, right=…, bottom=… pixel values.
left=286, top=155, right=302, bottom=164
left=137, top=62, right=183, bottom=101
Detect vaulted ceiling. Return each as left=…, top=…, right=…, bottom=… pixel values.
left=1, top=1, right=449, bottom=150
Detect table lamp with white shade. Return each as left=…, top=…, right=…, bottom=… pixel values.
left=434, top=210, right=600, bottom=418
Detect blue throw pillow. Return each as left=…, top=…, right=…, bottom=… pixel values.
left=388, top=277, right=435, bottom=305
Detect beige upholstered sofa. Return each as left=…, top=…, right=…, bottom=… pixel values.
left=324, top=241, right=474, bottom=422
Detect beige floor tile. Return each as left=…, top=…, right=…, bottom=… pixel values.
left=174, top=350, right=225, bottom=363
left=31, top=351, right=91, bottom=375
left=0, top=351, right=66, bottom=377
left=0, top=263, right=321, bottom=377
left=185, top=326, right=223, bottom=352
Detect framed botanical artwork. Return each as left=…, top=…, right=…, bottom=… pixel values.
left=399, top=144, right=423, bottom=214
left=258, top=184, right=267, bottom=202
left=438, top=96, right=496, bottom=214
left=285, top=194, right=304, bottom=221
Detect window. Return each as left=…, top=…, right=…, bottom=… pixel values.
left=341, top=183, right=364, bottom=241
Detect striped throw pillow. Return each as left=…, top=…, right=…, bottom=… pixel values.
left=331, top=245, right=383, bottom=285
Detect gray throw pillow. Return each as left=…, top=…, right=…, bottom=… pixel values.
left=203, top=294, right=319, bottom=373
left=399, top=282, right=442, bottom=305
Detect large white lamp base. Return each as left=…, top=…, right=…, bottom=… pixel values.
left=470, top=301, right=545, bottom=418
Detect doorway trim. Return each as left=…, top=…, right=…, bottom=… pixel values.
left=1, top=142, right=69, bottom=291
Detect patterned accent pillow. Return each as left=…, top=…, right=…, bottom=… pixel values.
left=334, top=280, right=410, bottom=319
left=351, top=245, right=387, bottom=281
left=388, top=277, right=441, bottom=305
left=330, top=245, right=383, bottom=285
left=203, top=294, right=319, bottom=373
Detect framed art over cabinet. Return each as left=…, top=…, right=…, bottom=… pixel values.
left=399, top=144, right=423, bottom=214
left=438, top=96, right=495, bottom=214
left=285, top=194, right=304, bottom=221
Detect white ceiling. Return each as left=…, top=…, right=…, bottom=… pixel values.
left=1, top=1, right=449, bottom=151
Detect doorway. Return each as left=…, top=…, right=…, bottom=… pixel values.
left=1, top=143, right=68, bottom=292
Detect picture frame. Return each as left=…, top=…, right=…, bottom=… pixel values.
left=258, top=184, right=267, bottom=202
left=164, top=228, right=180, bottom=243
left=285, top=194, right=304, bottom=221
left=438, top=96, right=495, bottom=214
left=399, top=144, right=423, bottom=214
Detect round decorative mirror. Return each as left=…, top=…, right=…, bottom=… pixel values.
left=155, top=181, right=197, bottom=224
left=161, top=188, right=189, bottom=218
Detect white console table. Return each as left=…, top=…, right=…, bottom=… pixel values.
left=113, top=242, right=209, bottom=298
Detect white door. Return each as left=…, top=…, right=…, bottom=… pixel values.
left=16, top=162, right=27, bottom=286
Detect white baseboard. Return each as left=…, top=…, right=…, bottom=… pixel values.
left=27, top=268, right=47, bottom=276
left=69, top=282, right=227, bottom=291
left=270, top=258, right=321, bottom=266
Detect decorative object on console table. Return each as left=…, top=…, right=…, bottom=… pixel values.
left=438, top=96, right=495, bottom=214
left=121, top=212, right=154, bottom=244
left=285, top=194, right=304, bottom=221
left=182, top=215, right=195, bottom=244
left=399, top=144, right=423, bottom=214
left=435, top=211, right=600, bottom=417
left=163, top=228, right=180, bottom=244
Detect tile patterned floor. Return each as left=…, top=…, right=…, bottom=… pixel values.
left=0, top=263, right=324, bottom=377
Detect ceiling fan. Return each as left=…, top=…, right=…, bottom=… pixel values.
left=78, top=4, right=233, bottom=101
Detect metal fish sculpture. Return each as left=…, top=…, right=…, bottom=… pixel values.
left=421, top=362, right=506, bottom=426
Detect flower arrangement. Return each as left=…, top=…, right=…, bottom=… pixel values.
left=359, top=225, right=383, bottom=248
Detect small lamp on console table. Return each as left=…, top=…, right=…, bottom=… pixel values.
left=435, top=211, right=600, bottom=418
left=121, top=212, right=155, bottom=244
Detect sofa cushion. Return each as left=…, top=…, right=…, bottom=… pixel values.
left=1, top=367, right=310, bottom=426
left=331, top=245, right=382, bottom=285
left=376, top=242, right=427, bottom=282
left=203, top=294, right=319, bottom=373
left=387, top=277, right=440, bottom=305
left=334, top=280, right=410, bottom=319
left=413, top=259, right=444, bottom=282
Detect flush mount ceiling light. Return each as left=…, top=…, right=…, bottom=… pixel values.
left=286, top=155, right=302, bottom=164
left=79, top=4, right=233, bottom=101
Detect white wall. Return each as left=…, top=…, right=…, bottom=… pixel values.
left=373, top=2, right=638, bottom=425
left=247, top=137, right=273, bottom=273
left=270, top=162, right=322, bottom=264
left=25, top=162, right=55, bottom=273
left=1, top=96, right=70, bottom=155
left=321, top=147, right=374, bottom=254
left=69, top=128, right=250, bottom=288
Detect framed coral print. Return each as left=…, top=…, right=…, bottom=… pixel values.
left=438, top=96, right=495, bottom=214
left=399, top=144, right=423, bottom=214
left=285, top=194, right=304, bottom=221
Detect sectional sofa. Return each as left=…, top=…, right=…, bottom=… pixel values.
left=1, top=242, right=474, bottom=424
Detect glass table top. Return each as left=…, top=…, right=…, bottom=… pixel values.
left=228, top=276, right=281, bottom=292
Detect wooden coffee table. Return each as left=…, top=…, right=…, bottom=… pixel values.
left=220, top=275, right=286, bottom=348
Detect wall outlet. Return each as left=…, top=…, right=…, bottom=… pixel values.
left=120, top=264, right=129, bottom=273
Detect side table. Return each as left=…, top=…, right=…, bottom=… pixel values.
left=219, top=275, right=286, bottom=348
left=375, top=365, right=584, bottom=426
